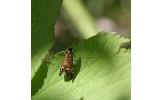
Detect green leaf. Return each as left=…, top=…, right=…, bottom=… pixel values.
left=32, top=32, right=131, bottom=100
left=31, top=0, right=63, bottom=79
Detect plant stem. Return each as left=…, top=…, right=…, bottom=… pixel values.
left=63, top=0, right=97, bottom=39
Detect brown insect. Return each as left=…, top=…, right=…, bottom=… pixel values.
left=59, top=47, right=74, bottom=79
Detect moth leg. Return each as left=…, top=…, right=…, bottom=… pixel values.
left=59, top=69, right=63, bottom=76
left=59, top=65, right=65, bottom=76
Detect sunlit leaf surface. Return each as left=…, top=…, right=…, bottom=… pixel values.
left=32, top=32, right=131, bottom=100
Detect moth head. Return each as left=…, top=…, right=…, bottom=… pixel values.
left=67, top=47, right=73, bottom=53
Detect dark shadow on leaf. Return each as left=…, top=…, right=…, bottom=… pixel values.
left=117, top=95, right=131, bottom=100
left=31, top=61, right=49, bottom=96
left=72, top=57, right=81, bottom=82
left=120, top=41, right=131, bottom=49
left=80, top=96, right=84, bottom=100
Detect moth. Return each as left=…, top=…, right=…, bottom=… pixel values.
left=59, top=47, right=74, bottom=79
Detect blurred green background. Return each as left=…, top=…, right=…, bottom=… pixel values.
left=53, top=0, right=131, bottom=53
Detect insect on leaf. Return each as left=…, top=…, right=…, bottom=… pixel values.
left=32, top=32, right=131, bottom=100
